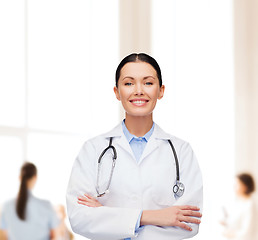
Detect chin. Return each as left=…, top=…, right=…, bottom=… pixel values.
left=126, top=112, right=153, bottom=118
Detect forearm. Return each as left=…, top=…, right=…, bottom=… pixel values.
left=140, top=206, right=201, bottom=231
left=68, top=202, right=141, bottom=240
left=77, top=194, right=202, bottom=235
left=141, top=209, right=171, bottom=226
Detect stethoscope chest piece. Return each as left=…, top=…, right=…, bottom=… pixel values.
left=173, top=181, right=185, bottom=198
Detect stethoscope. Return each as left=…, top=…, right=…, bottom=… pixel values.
left=96, top=137, right=185, bottom=199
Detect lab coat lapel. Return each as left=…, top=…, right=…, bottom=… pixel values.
left=116, top=134, right=135, bottom=159
left=139, top=136, right=158, bottom=163
left=102, top=122, right=172, bottom=163
left=139, top=124, right=171, bottom=164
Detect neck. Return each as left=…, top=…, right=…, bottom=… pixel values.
left=237, top=193, right=251, bottom=200
left=27, top=176, right=37, bottom=190
left=124, top=114, right=153, bottom=137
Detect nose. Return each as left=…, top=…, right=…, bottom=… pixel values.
left=134, top=83, right=144, bottom=95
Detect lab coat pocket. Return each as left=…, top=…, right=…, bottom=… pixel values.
left=151, top=187, right=174, bottom=208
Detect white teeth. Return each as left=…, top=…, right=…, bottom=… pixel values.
left=132, top=100, right=145, bottom=104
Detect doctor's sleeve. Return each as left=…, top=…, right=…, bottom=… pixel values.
left=66, top=140, right=141, bottom=240
left=173, top=142, right=203, bottom=238
left=143, top=142, right=203, bottom=240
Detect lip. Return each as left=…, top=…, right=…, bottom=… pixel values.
left=129, top=98, right=149, bottom=107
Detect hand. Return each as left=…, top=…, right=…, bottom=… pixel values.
left=141, top=205, right=202, bottom=231
left=77, top=194, right=103, bottom=207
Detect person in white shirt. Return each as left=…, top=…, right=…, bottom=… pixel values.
left=220, top=173, right=256, bottom=240
left=66, top=53, right=203, bottom=240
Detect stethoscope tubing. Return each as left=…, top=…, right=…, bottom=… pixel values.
left=96, top=137, right=184, bottom=198
left=167, top=139, right=180, bottom=182
left=96, top=138, right=117, bottom=197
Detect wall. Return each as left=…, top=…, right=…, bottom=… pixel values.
left=234, top=0, right=258, bottom=183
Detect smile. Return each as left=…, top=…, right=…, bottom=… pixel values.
left=130, top=99, right=149, bottom=106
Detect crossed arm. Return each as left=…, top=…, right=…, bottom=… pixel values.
left=77, top=193, right=202, bottom=232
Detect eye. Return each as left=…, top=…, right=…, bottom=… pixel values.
left=125, top=82, right=132, bottom=86
left=145, top=82, right=153, bottom=85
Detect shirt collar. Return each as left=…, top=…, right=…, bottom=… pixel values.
left=102, top=121, right=171, bottom=140
left=122, top=119, right=155, bottom=143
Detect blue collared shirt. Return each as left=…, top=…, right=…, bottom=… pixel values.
left=122, top=120, right=155, bottom=240
left=122, top=120, right=155, bottom=162
left=0, top=191, right=59, bottom=240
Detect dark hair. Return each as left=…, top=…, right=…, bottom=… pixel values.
left=115, top=53, right=162, bottom=88
left=16, top=162, right=37, bottom=220
left=237, top=173, right=255, bottom=195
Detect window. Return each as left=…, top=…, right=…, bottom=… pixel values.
left=0, top=1, right=119, bottom=232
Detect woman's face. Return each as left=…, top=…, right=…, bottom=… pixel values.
left=114, top=61, right=164, bottom=118
left=235, top=178, right=247, bottom=197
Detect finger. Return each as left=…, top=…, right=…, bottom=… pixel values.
left=77, top=199, right=98, bottom=207
left=78, top=196, right=91, bottom=201
left=84, top=193, right=95, bottom=199
left=182, top=210, right=202, bottom=218
left=77, top=196, right=96, bottom=205
left=77, top=200, right=90, bottom=206
left=177, top=222, right=192, bottom=231
left=180, top=216, right=201, bottom=224
left=84, top=194, right=100, bottom=203
left=179, top=205, right=200, bottom=211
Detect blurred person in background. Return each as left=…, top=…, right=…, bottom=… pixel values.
left=220, top=173, right=256, bottom=240
left=55, top=204, right=74, bottom=240
left=0, top=162, right=59, bottom=240
left=0, top=207, right=5, bottom=240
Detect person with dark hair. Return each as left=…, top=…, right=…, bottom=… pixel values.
left=236, top=173, right=255, bottom=196
left=220, top=173, right=257, bottom=240
left=67, top=53, right=203, bottom=240
left=0, top=162, right=59, bottom=240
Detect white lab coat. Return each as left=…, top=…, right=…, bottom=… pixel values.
left=66, top=122, right=203, bottom=240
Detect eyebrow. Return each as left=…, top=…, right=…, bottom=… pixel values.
left=122, top=76, right=155, bottom=81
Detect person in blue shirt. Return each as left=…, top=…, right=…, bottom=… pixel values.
left=0, top=162, right=59, bottom=240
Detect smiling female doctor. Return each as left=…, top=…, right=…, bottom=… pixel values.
left=66, top=53, right=203, bottom=240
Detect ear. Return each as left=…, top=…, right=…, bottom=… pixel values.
left=114, top=86, right=121, bottom=101
left=158, top=85, right=165, bottom=100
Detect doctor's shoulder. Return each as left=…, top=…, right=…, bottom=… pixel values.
left=156, top=124, right=193, bottom=153
left=173, top=136, right=198, bottom=164
left=158, top=126, right=198, bottom=165
left=78, top=124, right=119, bottom=154
left=75, top=127, right=116, bottom=164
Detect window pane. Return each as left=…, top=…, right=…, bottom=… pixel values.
left=28, top=0, right=119, bottom=135
left=0, top=0, right=25, bottom=127
left=27, top=132, right=85, bottom=205
left=87, top=0, right=120, bottom=135
left=27, top=0, right=91, bottom=133
left=0, top=137, right=23, bottom=205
